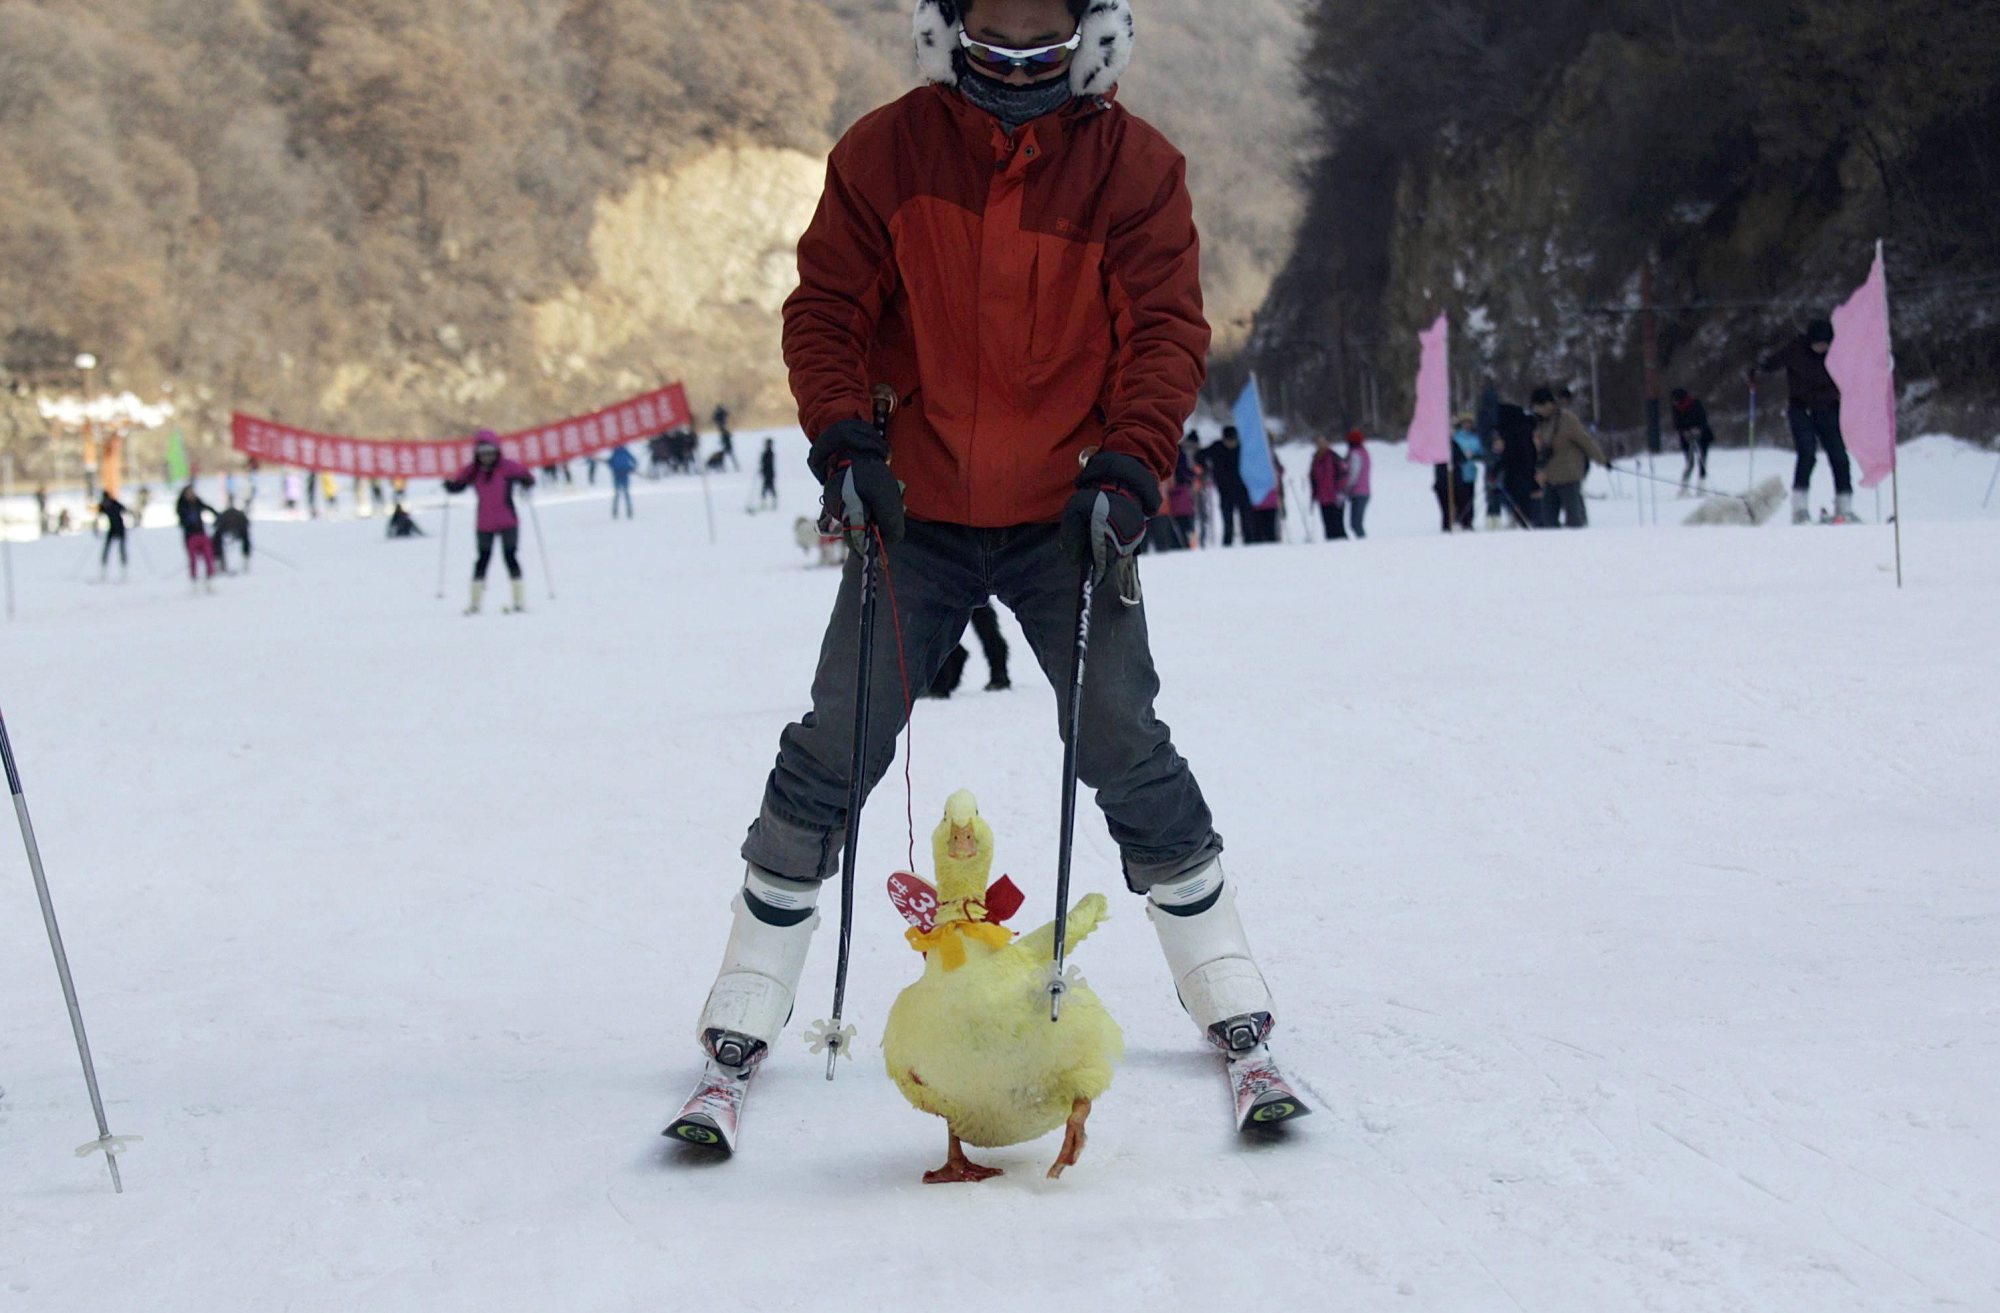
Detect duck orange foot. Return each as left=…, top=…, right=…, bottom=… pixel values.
left=925, top=1133, right=1004, bottom=1184
left=1046, top=1097, right=1092, bottom=1180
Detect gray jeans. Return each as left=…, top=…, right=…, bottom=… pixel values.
left=742, top=521, right=1221, bottom=893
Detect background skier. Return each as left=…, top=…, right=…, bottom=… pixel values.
left=1309, top=433, right=1349, bottom=541
left=1755, top=318, right=1855, bottom=523
left=95, top=490, right=129, bottom=580
left=1670, top=387, right=1716, bottom=492
left=607, top=444, right=638, bottom=519
left=175, top=483, right=219, bottom=591
left=213, top=498, right=252, bottom=573
left=443, top=431, right=535, bottom=614
left=1201, top=426, right=1249, bottom=546
left=1343, top=428, right=1372, bottom=538
left=757, top=439, right=779, bottom=510
left=688, top=0, right=1288, bottom=1133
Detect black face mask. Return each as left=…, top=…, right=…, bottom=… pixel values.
left=956, top=55, right=1076, bottom=131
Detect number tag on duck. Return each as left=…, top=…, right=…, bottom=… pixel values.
left=889, top=872, right=940, bottom=932
left=890, top=872, right=1026, bottom=932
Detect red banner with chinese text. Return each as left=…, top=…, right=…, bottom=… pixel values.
left=230, top=384, right=693, bottom=477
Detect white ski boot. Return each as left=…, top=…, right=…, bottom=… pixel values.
left=465, top=580, right=485, bottom=616
left=506, top=578, right=527, bottom=614
left=1791, top=489, right=1811, bottom=525
left=1831, top=492, right=1860, bottom=524
left=1148, top=860, right=1309, bottom=1128
left=696, top=865, right=821, bottom=1072
left=1146, top=860, right=1275, bottom=1055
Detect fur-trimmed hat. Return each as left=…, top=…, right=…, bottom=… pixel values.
left=913, top=0, right=1135, bottom=98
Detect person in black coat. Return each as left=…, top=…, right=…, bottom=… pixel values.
left=757, top=439, right=778, bottom=510
left=1490, top=402, right=1540, bottom=528
left=1200, top=427, right=1249, bottom=547
left=96, top=492, right=130, bottom=579
left=213, top=499, right=252, bottom=573
left=1670, top=388, right=1716, bottom=490
left=1755, top=318, right=1853, bottom=523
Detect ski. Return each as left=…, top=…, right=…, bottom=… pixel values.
left=1228, top=1047, right=1311, bottom=1131
left=664, top=1059, right=755, bottom=1154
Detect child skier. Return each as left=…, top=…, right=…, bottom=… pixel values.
left=681, top=0, right=1296, bottom=1147
left=443, top=431, right=536, bottom=614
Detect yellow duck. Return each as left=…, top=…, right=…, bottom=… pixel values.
left=882, top=789, right=1124, bottom=1183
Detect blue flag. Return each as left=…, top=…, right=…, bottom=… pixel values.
left=1233, top=375, right=1277, bottom=507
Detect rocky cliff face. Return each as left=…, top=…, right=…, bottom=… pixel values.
left=1253, top=2, right=2000, bottom=443
left=0, top=0, right=1306, bottom=478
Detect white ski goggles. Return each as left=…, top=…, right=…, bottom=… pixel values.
left=958, top=30, right=1083, bottom=77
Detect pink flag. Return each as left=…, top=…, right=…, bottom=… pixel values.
left=1405, top=313, right=1451, bottom=464
left=1826, top=242, right=1898, bottom=489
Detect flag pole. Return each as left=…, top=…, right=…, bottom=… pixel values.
left=1883, top=239, right=1903, bottom=590
left=1892, top=455, right=1903, bottom=590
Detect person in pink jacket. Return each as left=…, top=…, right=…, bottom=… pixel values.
left=443, top=431, right=536, bottom=614
left=1342, top=428, right=1373, bottom=539
left=1308, top=433, right=1349, bottom=541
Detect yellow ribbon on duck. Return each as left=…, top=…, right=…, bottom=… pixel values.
left=906, top=919, right=1014, bottom=971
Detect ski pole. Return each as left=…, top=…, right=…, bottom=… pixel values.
left=2, top=704, right=136, bottom=1191
left=250, top=542, right=301, bottom=571
left=435, top=495, right=451, bottom=600
left=1048, top=559, right=1097, bottom=1023
left=523, top=492, right=555, bottom=601
left=1983, top=450, right=2000, bottom=510
left=1747, top=380, right=1759, bottom=487
left=812, top=395, right=894, bottom=1080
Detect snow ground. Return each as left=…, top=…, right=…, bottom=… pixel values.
left=2, top=433, right=1998, bottom=1312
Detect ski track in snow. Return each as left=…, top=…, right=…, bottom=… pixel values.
left=3, top=434, right=1999, bottom=1311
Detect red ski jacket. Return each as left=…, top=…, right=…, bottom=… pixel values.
left=783, top=85, right=1210, bottom=527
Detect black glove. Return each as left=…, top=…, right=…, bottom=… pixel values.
left=443, top=479, right=466, bottom=494
left=810, top=418, right=905, bottom=546
left=1060, top=451, right=1160, bottom=578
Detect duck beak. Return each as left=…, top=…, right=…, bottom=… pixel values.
left=947, top=823, right=978, bottom=860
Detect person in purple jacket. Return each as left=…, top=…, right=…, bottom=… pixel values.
left=443, top=431, right=536, bottom=614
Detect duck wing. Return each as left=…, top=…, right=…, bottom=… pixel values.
left=1016, top=892, right=1109, bottom=962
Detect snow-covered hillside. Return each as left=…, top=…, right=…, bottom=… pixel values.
left=3, top=435, right=1997, bottom=1311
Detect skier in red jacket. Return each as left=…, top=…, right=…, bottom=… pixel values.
left=682, top=0, right=1298, bottom=1149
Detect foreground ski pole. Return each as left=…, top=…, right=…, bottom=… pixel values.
left=1048, top=559, right=1097, bottom=1023
left=2, top=704, right=135, bottom=1191
left=434, top=495, right=451, bottom=600
left=810, top=394, right=894, bottom=1080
